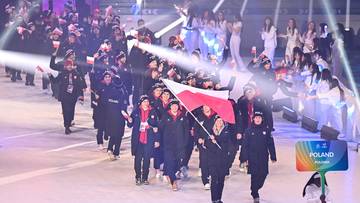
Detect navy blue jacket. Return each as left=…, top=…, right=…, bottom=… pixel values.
left=159, top=111, right=189, bottom=160
left=98, top=83, right=127, bottom=138
left=49, top=55, right=87, bottom=102
left=128, top=107, right=159, bottom=156
left=205, top=125, right=230, bottom=176
left=240, top=124, right=277, bottom=175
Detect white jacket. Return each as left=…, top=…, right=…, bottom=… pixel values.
left=261, top=26, right=277, bottom=48
left=304, top=184, right=331, bottom=203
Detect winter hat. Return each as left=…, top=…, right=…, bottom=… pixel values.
left=151, top=83, right=163, bottom=92
left=139, top=95, right=150, bottom=105
left=147, top=55, right=158, bottom=65
left=64, top=49, right=75, bottom=59
left=169, top=99, right=180, bottom=107
left=161, top=88, right=171, bottom=95
left=52, top=27, right=63, bottom=36
left=116, top=51, right=126, bottom=60
left=98, top=53, right=109, bottom=63
left=186, top=73, right=196, bottom=81
left=243, top=83, right=256, bottom=93
left=102, top=71, right=112, bottom=79
left=253, top=111, right=264, bottom=118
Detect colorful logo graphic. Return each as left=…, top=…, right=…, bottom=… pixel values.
left=296, top=140, right=348, bottom=172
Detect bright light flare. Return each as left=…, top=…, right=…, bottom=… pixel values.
left=0, top=0, right=42, bottom=49
left=135, top=41, right=253, bottom=95
left=0, top=50, right=57, bottom=76
left=154, top=16, right=186, bottom=38
left=273, top=0, right=282, bottom=27
left=308, top=0, right=314, bottom=22
left=345, top=0, right=351, bottom=30
left=212, top=0, right=226, bottom=13
left=240, top=0, right=249, bottom=17
left=320, top=0, right=360, bottom=125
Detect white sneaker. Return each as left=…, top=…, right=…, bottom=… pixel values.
left=155, top=173, right=161, bottom=179
left=204, top=183, right=211, bottom=190
left=226, top=171, right=231, bottom=178
left=107, top=151, right=113, bottom=160
left=162, top=175, right=169, bottom=183
left=239, top=164, right=246, bottom=173
left=98, top=144, right=105, bottom=151
left=175, top=171, right=182, bottom=179
left=181, top=167, right=188, bottom=178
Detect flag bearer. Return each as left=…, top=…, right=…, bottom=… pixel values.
left=160, top=99, right=189, bottom=191
left=205, top=115, right=230, bottom=203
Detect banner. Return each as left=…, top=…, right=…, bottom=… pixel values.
left=296, top=140, right=348, bottom=172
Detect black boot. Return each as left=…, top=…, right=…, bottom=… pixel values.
left=16, top=73, right=22, bottom=81
left=65, top=127, right=71, bottom=135
left=142, top=179, right=149, bottom=185
left=135, top=178, right=142, bottom=186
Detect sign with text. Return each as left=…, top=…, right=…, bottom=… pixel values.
left=296, top=140, right=348, bottom=172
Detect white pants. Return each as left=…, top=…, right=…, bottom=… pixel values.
left=345, top=105, right=360, bottom=141
left=199, top=32, right=208, bottom=59
left=285, top=43, right=296, bottom=64
left=316, top=100, right=330, bottom=129
left=303, top=99, right=316, bottom=119
left=184, top=30, right=199, bottom=55
left=230, top=35, right=245, bottom=70
left=317, top=100, right=343, bottom=131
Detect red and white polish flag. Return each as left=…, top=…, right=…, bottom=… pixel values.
left=52, top=41, right=60, bottom=49
left=86, top=56, right=95, bottom=65
left=162, top=79, right=235, bottom=124
left=36, top=65, right=45, bottom=72
left=167, top=68, right=176, bottom=78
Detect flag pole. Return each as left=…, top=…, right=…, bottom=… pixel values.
left=162, top=79, right=222, bottom=150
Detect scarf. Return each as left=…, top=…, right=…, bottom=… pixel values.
left=168, top=110, right=182, bottom=121
left=247, top=100, right=254, bottom=127
left=161, top=98, right=170, bottom=109
left=139, top=107, right=151, bottom=144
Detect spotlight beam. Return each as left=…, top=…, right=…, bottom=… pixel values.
left=240, top=0, right=249, bottom=17
left=0, top=0, right=42, bottom=50
left=136, top=42, right=240, bottom=81
left=154, top=16, right=186, bottom=38
left=345, top=0, right=351, bottom=30
left=212, top=0, right=226, bottom=13
left=0, top=50, right=57, bottom=75
left=273, top=0, right=282, bottom=27
left=137, top=42, right=210, bottom=72
left=320, top=0, right=360, bottom=118
left=308, top=0, right=314, bottom=22
left=135, top=42, right=284, bottom=101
